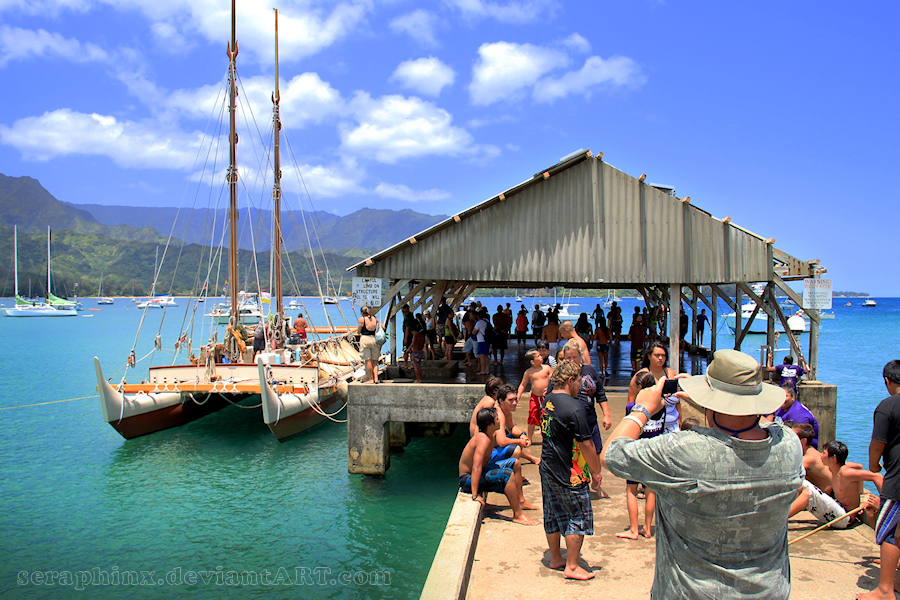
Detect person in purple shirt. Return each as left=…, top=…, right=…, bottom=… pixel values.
left=767, top=355, right=807, bottom=391
left=774, top=382, right=819, bottom=448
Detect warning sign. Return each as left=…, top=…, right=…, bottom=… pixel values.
left=802, top=279, right=832, bottom=310
left=352, top=277, right=382, bottom=308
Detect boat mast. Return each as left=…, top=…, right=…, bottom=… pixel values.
left=12, top=225, right=18, bottom=299
left=227, top=0, right=239, bottom=321
left=46, top=226, right=51, bottom=300
left=272, top=8, right=283, bottom=317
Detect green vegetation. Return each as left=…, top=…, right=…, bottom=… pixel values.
left=0, top=226, right=355, bottom=298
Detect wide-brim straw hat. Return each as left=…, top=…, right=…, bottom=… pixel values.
left=678, top=349, right=785, bottom=416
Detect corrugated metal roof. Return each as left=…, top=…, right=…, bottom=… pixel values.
left=349, top=150, right=810, bottom=286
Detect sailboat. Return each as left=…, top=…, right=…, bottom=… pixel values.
left=93, top=3, right=365, bottom=441
left=97, top=271, right=114, bottom=305
left=5, top=226, right=76, bottom=317
left=4, top=226, right=77, bottom=317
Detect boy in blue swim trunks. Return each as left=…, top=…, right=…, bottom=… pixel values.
left=459, top=407, right=538, bottom=525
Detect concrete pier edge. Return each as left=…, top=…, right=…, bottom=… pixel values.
left=419, top=492, right=483, bottom=600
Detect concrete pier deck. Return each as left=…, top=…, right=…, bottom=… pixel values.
left=420, top=341, right=873, bottom=599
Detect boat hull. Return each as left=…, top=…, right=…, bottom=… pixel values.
left=106, top=394, right=233, bottom=439
left=4, top=306, right=77, bottom=317
left=723, top=313, right=807, bottom=334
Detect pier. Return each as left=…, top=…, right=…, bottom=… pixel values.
left=346, top=150, right=833, bottom=476
left=420, top=373, right=869, bottom=600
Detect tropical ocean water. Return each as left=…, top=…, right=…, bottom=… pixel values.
left=0, top=295, right=897, bottom=598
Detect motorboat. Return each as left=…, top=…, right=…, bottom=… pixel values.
left=137, top=296, right=178, bottom=309
left=724, top=302, right=808, bottom=334
left=205, top=291, right=263, bottom=325
left=862, top=299, right=877, bottom=307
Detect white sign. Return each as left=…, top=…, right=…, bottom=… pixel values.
left=802, top=278, right=832, bottom=309
left=352, top=277, right=382, bottom=308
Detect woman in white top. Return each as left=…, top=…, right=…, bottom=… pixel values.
left=357, top=306, right=381, bottom=384
left=627, top=341, right=681, bottom=432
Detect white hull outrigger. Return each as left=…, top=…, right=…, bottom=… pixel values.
left=94, top=4, right=370, bottom=442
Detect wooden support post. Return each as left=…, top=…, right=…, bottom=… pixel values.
left=808, top=272, right=820, bottom=380
left=766, top=282, right=776, bottom=365
left=711, top=286, right=718, bottom=354
left=734, top=286, right=742, bottom=351
left=669, top=283, right=681, bottom=373
left=691, top=293, right=698, bottom=347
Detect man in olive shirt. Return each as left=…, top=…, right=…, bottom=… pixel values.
left=602, top=350, right=802, bottom=599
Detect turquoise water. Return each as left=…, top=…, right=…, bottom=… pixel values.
left=0, top=295, right=897, bottom=598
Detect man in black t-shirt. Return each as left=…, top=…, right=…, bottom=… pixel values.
left=864, top=359, right=900, bottom=600
left=539, top=360, right=602, bottom=581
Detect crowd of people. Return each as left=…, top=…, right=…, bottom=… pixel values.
left=452, top=321, right=900, bottom=597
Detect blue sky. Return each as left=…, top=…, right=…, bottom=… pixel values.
left=1, top=1, right=897, bottom=295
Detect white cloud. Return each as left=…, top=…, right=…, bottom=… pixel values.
left=116, top=0, right=371, bottom=66
left=390, top=9, right=439, bottom=47
left=0, top=0, right=91, bottom=17
left=1, top=0, right=371, bottom=65
left=0, top=25, right=109, bottom=67
left=0, top=109, right=202, bottom=169
left=374, top=182, right=452, bottom=203
left=532, top=55, right=645, bottom=103
left=469, top=41, right=568, bottom=106
left=390, top=57, right=455, bottom=97
left=446, top=0, right=560, bottom=24
left=561, top=32, right=590, bottom=54
left=280, top=163, right=366, bottom=199
left=162, top=72, right=346, bottom=129
left=341, top=92, right=479, bottom=163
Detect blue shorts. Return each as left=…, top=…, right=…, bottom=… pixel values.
left=477, top=342, right=489, bottom=356
left=591, top=423, right=603, bottom=453
left=488, top=447, right=516, bottom=469
left=459, top=468, right=512, bottom=495
left=541, top=475, right=593, bottom=536
left=876, top=497, right=900, bottom=546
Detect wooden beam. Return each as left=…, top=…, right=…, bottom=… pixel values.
left=375, top=278, right=410, bottom=315
left=711, top=284, right=737, bottom=313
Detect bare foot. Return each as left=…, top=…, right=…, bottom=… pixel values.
left=639, top=527, right=653, bottom=538
left=564, top=566, right=595, bottom=580
left=521, top=501, right=539, bottom=510
left=548, top=559, right=565, bottom=570
left=856, top=591, right=895, bottom=600
left=512, top=514, right=538, bottom=526
left=615, top=529, right=640, bottom=540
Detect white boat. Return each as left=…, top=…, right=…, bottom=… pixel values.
left=205, top=291, right=263, bottom=325
left=93, top=5, right=366, bottom=442
left=96, top=271, right=114, bottom=304
left=724, top=301, right=808, bottom=334
left=862, top=299, right=877, bottom=307
left=4, top=226, right=77, bottom=317
left=137, top=296, right=178, bottom=309
left=603, top=291, right=621, bottom=308
left=322, top=296, right=339, bottom=305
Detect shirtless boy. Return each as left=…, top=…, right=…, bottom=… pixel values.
left=821, top=440, right=882, bottom=527
left=495, top=383, right=540, bottom=466
left=409, top=321, right=426, bottom=384
left=517, top=350, right=553, bottom=443
left=788, top=422, right=846, bottom=526
left=469, top=377, right=531, bottom=466
left=792, top=423, right=832, bottom=492
left=458, top=407, right=538, bottom=525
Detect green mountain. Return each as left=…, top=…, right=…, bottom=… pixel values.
left=0, top=172, right=447, bottom=298
left=68, top=204, right=446, bottom=252
left=0, top=174, right=169, bottom=243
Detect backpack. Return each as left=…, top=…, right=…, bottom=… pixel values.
left=482, top=318, right=495, bottom=344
